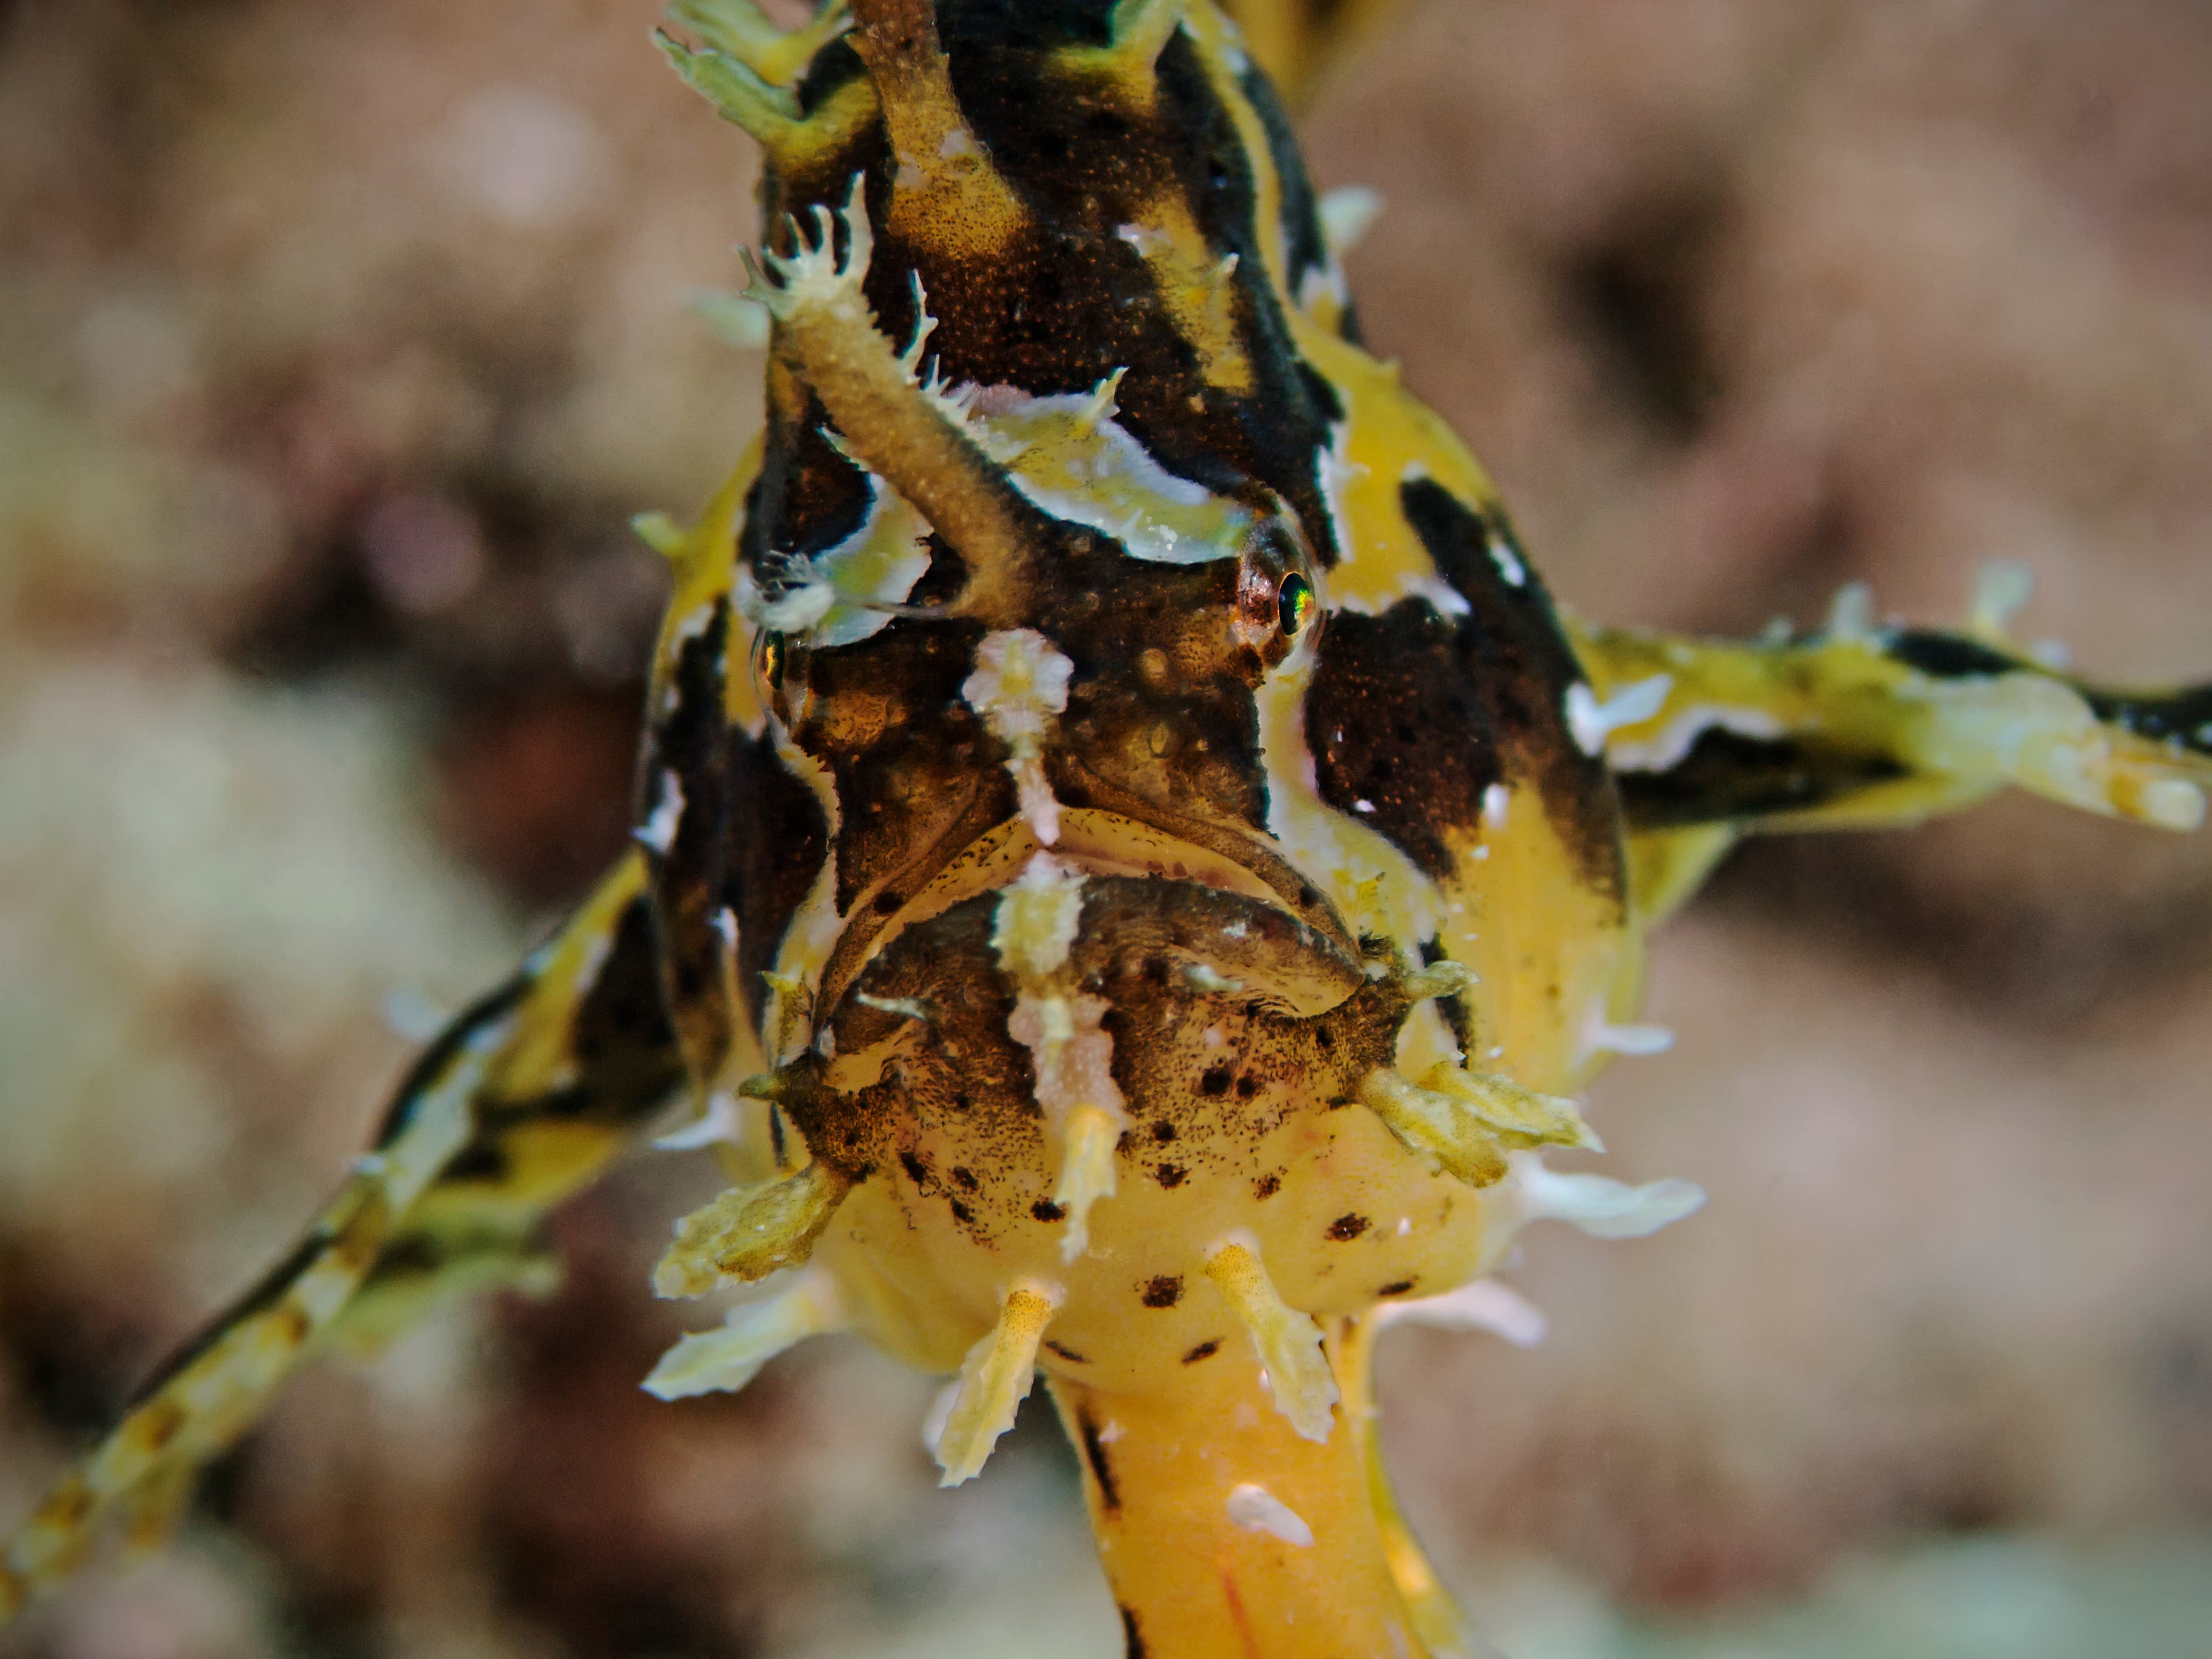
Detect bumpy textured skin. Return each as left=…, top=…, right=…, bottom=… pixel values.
left=6, top=2, right=2210, bottom=1652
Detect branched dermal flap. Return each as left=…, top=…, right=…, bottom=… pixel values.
left=669, top=0, right=851, bottom=86
left=658, top=0, right=875, bottom=162
left=654, top=1161, right=853, bottom=1296
left=1362, top=1065, right=1599, bottom=1189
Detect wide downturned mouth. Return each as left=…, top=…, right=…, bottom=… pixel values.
left=811, top=804, right=1361, bottom=1032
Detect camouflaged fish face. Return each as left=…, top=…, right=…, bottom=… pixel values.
left=637, top=0, right=1639, bottom=1412
left=9, top=2, right=2211, bottom=1653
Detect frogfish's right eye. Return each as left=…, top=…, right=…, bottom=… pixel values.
left=757, top=631, right=787, bottom=692
left=1277, top=572, right=1316, bottom=637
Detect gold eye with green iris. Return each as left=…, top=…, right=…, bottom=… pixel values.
left=1277, top=571, right=1316, bottom=637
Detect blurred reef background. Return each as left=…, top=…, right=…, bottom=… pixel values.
left=2, top=1, right=2211, bottom=1655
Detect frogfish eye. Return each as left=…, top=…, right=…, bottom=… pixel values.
left=757, top=631, right=787, bottom=690
left=1277, top=571, right=1316, bottom=637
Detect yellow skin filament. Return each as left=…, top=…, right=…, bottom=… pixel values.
left=1052, top=1104, right=1124, bottom=1264
left=1202, top=1240, right=1340, bottom=1445
left=934, top=1281, right=1063, bottom=1484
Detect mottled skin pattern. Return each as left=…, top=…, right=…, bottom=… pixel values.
left=6, top=2, right=2211, bottom=1654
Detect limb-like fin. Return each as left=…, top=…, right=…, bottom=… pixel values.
left=1, top=853, right=685, bottom=1626
left=1203, top=1238, right=1338, bottom=1444
left=1574, top=605, right=2212, bottom=928
left=1334, top=1316, right=1479, bottom=1658
left=1, top=994, right=515, bottom=1620
left=933, top=1282, right=1059, bottom=1486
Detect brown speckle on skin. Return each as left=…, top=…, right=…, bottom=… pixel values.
left=1199, top=1065, right=1232, bottom=1096
left=1253, top=1173, right=1281, bottom=1200
left=1142, top=1275, right=1184, bottom=1308
left=1150, top=1119, right=1177, bottom=1142
left=1032, top=1199, right=1065, bottom=1222
left=1182, top=1339, right=1220, bottom=1363
left=1044, top=1339, right=1089, bottom=1364
left=1327, top=1213, right=1370, bottom=1241
left=1377, top=1279, right=1418, bottom=1297
left=1154, top=1164, right=1188, bottom=1188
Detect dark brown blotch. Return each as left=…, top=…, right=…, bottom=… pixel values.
left=1305, top=598, right=1496, bottom=884
left=1327, top=1213, right=1370, bottom=1241
left=1141, top=1275, right=1184, bottom=1308
left=1400, top=478, right=1626, bottom=899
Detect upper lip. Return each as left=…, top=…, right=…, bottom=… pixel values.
left=813, top=791, right=1357, bottom=1027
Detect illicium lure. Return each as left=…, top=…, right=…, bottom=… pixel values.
left=6, top=2, right=2210, bottom=1654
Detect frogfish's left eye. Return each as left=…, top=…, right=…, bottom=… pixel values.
left=1277, top=572, right=1316, bottom=637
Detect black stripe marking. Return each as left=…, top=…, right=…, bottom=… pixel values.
left=1077, top=1405, right=1122, bottom=1513
left=1616, top=730, right=1911, bottom=830
left=1120, top=1605, right=1148, bottom=1658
